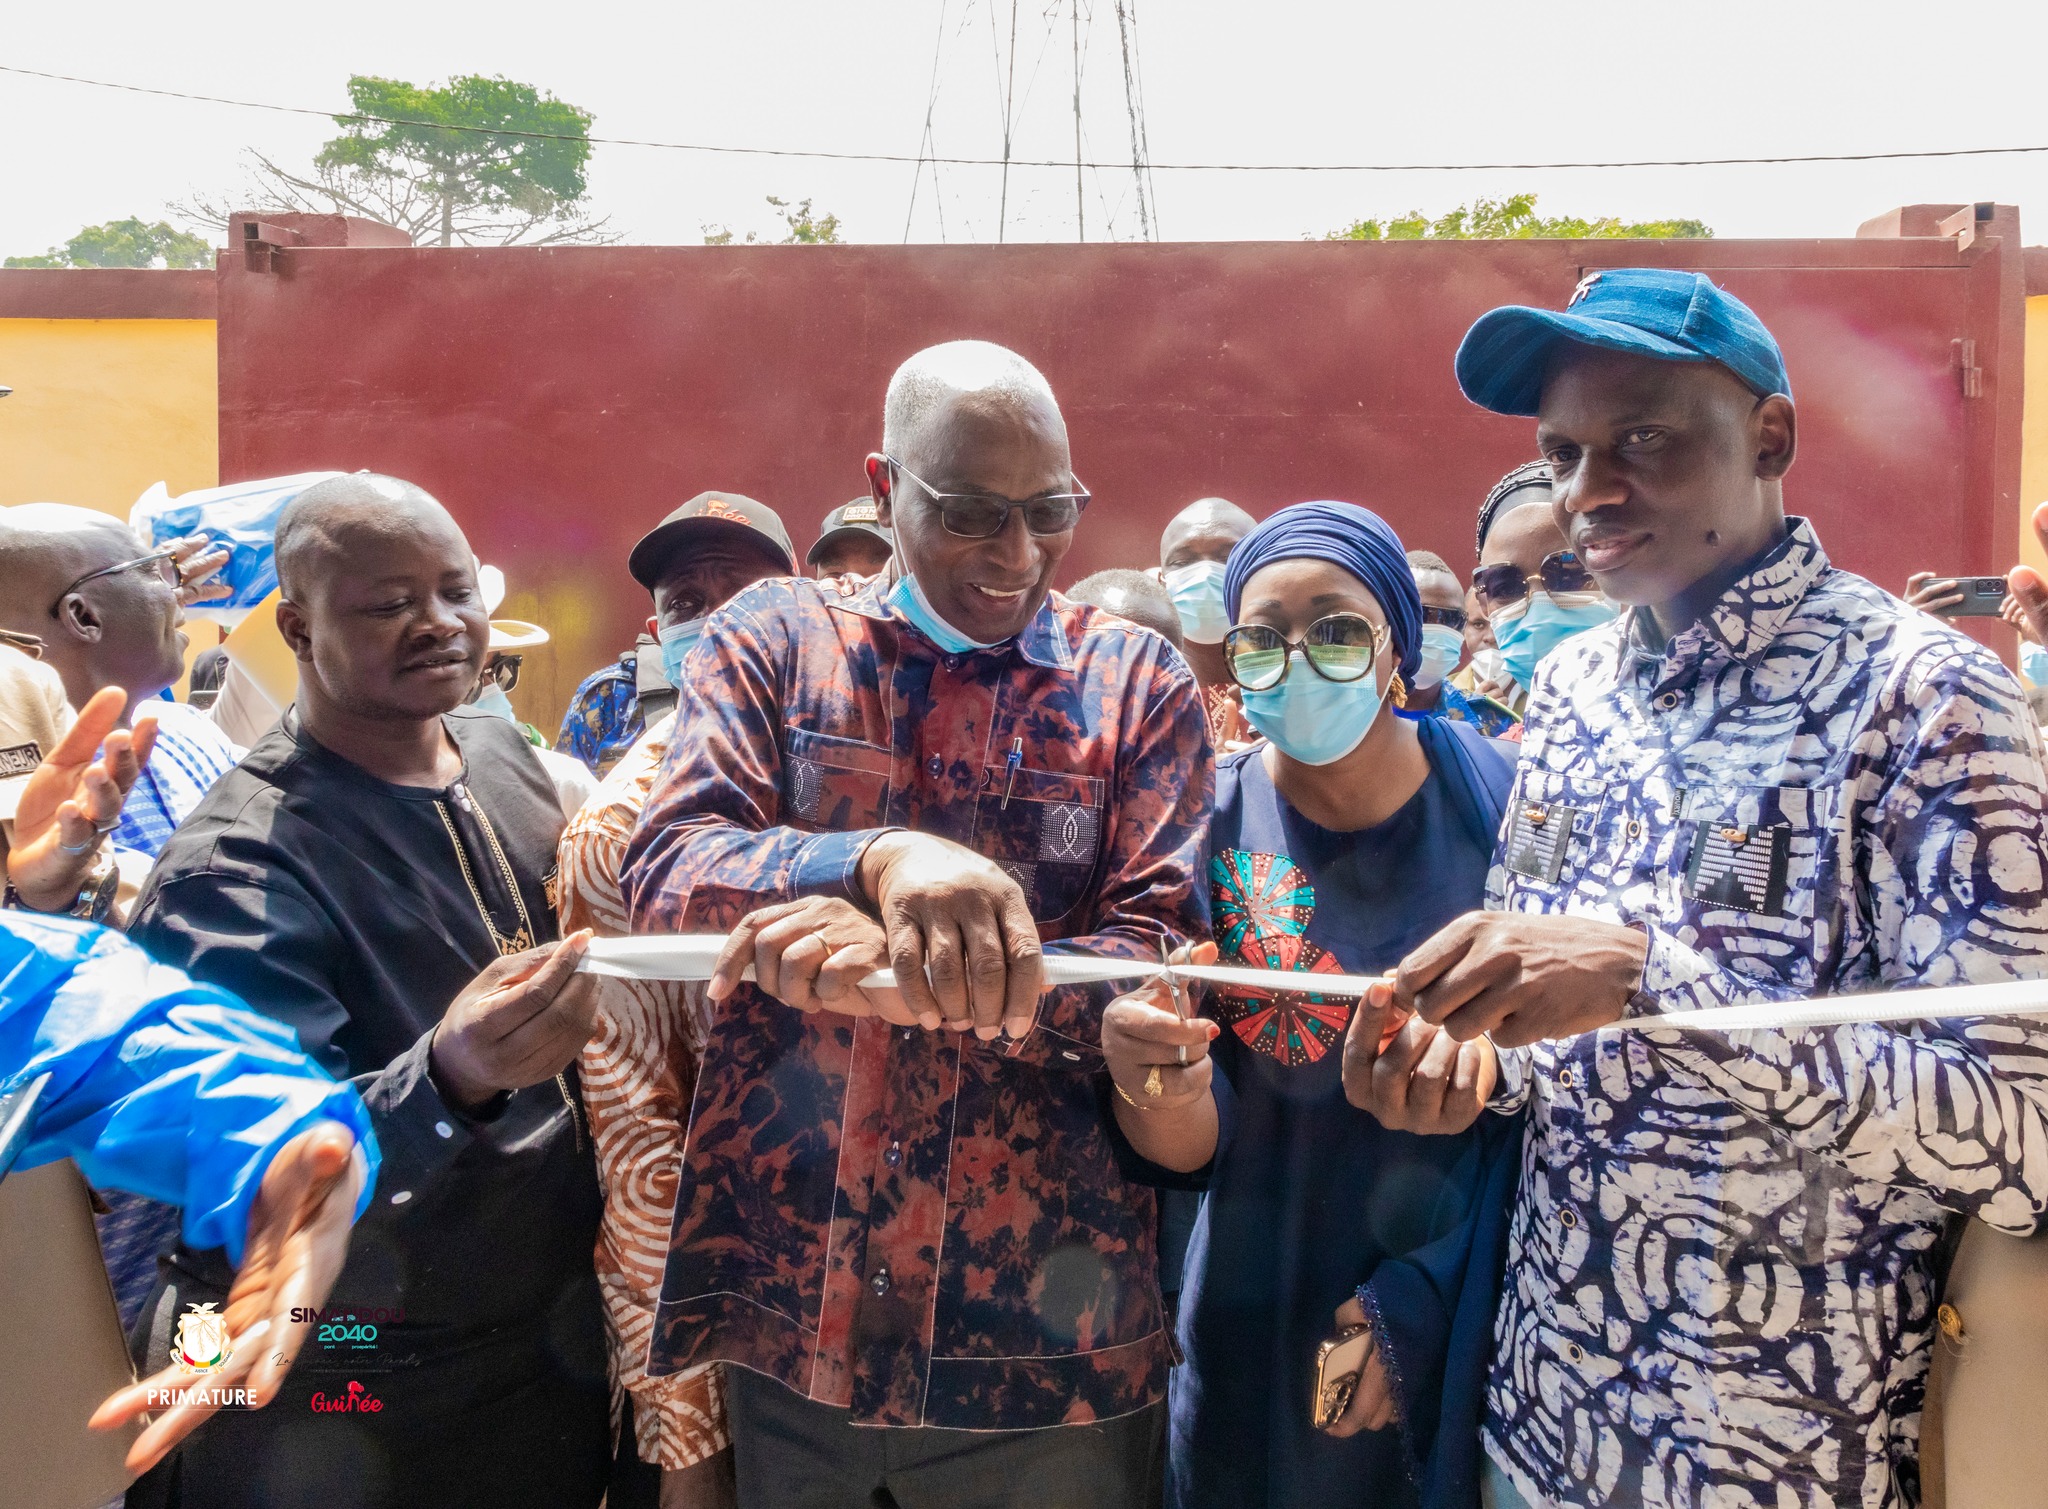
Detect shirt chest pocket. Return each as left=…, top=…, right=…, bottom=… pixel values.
left=1672, top=783, right=1843, bottom=955
left=972, top=763, right=1107, bottom=926
left=1499, top=767, right=1614, bottom=895
left=782, top=727, right=893, bottom=832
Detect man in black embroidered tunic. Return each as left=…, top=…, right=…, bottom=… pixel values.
left=127, top=474, right=609, bottom=1509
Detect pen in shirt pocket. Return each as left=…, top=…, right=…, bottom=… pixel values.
left=1001, top=737, right=1023, bottom=808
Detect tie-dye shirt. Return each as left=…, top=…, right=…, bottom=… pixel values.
left=1482, top=519, right=2048, bottom=1509
left=620, top=573, right=1212, bottom=1430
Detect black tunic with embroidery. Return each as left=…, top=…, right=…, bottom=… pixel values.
left=127, top=706, right=607, bottom=1509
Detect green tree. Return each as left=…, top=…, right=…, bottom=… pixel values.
left=177, top=74, right=614, bottom=248
left=6, top=217, right=214, bottom=269
left=703, top=196, right=844, bottom=246
left=1327, top=192, right=1710, bottom=242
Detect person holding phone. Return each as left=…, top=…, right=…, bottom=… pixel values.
left=1099, top=502, right=1523, bottom=1509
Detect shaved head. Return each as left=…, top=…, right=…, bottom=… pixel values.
left=0, top=502, right=183, bottom=713
left=1160, top=497, right=1256, bottom=572
left=881, top=340, right=1067, bottom=469
left=276, top=473, right=466, bottom=604
left=272, top=471, right=490, bottom=729
left=0, top=504, right=143, bottom=608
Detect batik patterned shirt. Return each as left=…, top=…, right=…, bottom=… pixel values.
left=557, top=714, right=727, bottom=1470
left=558, top=655, right=644, bottom=777
left=1481, top=520, right=2048, bottom=1509
left=620, top=573, right=1212, bottom=1430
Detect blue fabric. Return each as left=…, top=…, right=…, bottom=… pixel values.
left=1224, top=502, right=1423, bottom=680
left=1399, top=682, right=1520, bottom=740
left=112, top=701, right=243, bottom=857
left=1160, top=722, right=1522, bottom=1509
left=0, top=911, right=377, bottom=1261
left=1455, top=267, right=1791, bottom=417
left=557, top=656, right=644, bottom=774
left=130, top=471, right=344, bottom=611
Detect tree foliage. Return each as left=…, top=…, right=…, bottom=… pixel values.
left=178, top=74, right=615, bottom=248
left=6, top=218, right=214, bottom=269
left=1327, top=193, right=1711, bottom=242
left=703, top=197, right=844, bottom=246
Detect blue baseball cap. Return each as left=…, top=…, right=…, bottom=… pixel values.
left=1455, top=268, right=1791, bottom=417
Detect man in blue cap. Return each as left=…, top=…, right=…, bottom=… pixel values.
left=1349, top=268, right=2048, bottom=1509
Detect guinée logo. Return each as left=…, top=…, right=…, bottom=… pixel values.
left=173, top=1302, right=231, bottom=1375
left=310, top=1380, right=385, bottom=1414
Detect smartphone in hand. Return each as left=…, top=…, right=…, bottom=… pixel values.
left=1930, top=576, right=2011, bottom=618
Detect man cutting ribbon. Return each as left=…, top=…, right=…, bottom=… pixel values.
left=1360, top=268, right=2048, bottom=1509
left=621, top=339, right=1212, bottom=1506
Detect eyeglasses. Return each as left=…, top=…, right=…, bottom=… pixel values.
left=1470, top=550, right=1596, bottom=612
left=1224, top=614, right=1384, bottom=692
left=49, top=549, right=180, bottom=617
left=885, top=456, right=1090, bottom=540
left=483, top=654, right=523, bottom=694
left=1419, top=605, right=1467, bottom=631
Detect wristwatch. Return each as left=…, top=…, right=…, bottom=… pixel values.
left=2, top=849, right=117, bottom=924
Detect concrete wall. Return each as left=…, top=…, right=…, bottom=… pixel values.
left=0, top=270, right=218, bottom=516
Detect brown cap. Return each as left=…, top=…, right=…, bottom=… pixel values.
left=628, top=492, right=796, bottom=590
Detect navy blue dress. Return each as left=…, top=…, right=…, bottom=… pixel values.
left=1160, top=722, right=1522, bottom=1509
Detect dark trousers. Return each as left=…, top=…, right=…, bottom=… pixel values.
left=729, top=1366, right=1164, bottom=1509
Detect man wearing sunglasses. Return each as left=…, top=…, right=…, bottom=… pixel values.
left=1400, top=548, right=1519, bottom=738
left=1368, top=268, right=2048, bottom=1509
left=621, top=339, right=1210, bottom=1504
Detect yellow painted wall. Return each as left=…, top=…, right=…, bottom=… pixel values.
left=0, top=317, right=217, bottom=519
left=2023, top=295, right=2048, bottom=573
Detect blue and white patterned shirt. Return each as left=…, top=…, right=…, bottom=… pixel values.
left=114, top=699, right=243, bottom=857
left=1481, top=520, right=2048, bottom=1509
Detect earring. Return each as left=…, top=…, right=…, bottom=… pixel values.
left=1390, top=671, right=1408, bottom=707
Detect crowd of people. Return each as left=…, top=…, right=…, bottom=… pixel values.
left=5, top=265, right=2048, bottom=1509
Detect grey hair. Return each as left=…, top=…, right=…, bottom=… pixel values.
left=881, top=340, right=1065, bottom=461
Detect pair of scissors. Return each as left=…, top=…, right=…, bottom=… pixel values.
left=1158, top=938, right=1189, bottom=1066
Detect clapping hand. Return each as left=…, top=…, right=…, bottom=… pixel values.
left=4, top=685, right=154, bottom=911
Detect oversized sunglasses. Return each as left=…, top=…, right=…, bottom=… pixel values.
left=483, top=654, right=523, bottom=694
left=1470, top=550, right=1596, bottom=611
left=1419, top=604, right=1467, bottom=631
left=885, top=456, right=1090, bottom=540
left=1223, top=613, right=1385, bottom=692
left=49, top=549, right=180, bottom=616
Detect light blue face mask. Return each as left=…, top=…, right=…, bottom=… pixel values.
left=885, top=573, right=1002, bottom=655
left=1411, top=623, right=1464, bottom=689
left=2022, top=641, right=2048, bottom=689
left=471, top=683, right=518, bottom=724
left=1163, top=561, right=1231, bottom=645
left=1240, top=652, right=1386, bottom=766
left=658, top=617, right=705, bottom=688
left=1492, top=593, right=1620, bottom=690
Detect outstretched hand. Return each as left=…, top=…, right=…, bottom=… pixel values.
left=5, top=685, right=155, bottom=911
left=91, top=1120, right=365, bottom=1473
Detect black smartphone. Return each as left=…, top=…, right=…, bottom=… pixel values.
left=1930, top=576, right=2010, bottom=618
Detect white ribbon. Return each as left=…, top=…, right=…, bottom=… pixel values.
left=578, top=935, right=2048, bottom=1035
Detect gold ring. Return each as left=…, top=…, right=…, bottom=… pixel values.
left=1144, top=1065, right=1164, bottom=1097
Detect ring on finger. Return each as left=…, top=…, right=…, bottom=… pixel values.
left=1177, top=1043, right=1189, bottom=1066
left=93, top=817, right=120, bottom=834
left=56, top=835, right=96, bottom=855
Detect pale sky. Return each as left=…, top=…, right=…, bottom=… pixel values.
left=7, top=0, right=2048, bottom=255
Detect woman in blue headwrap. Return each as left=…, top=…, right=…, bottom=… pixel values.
left=1099, top=502, right=1524, bottom=1509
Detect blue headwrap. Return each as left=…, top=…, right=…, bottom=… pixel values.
left=1223, top=501, right=1422, bottom=680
